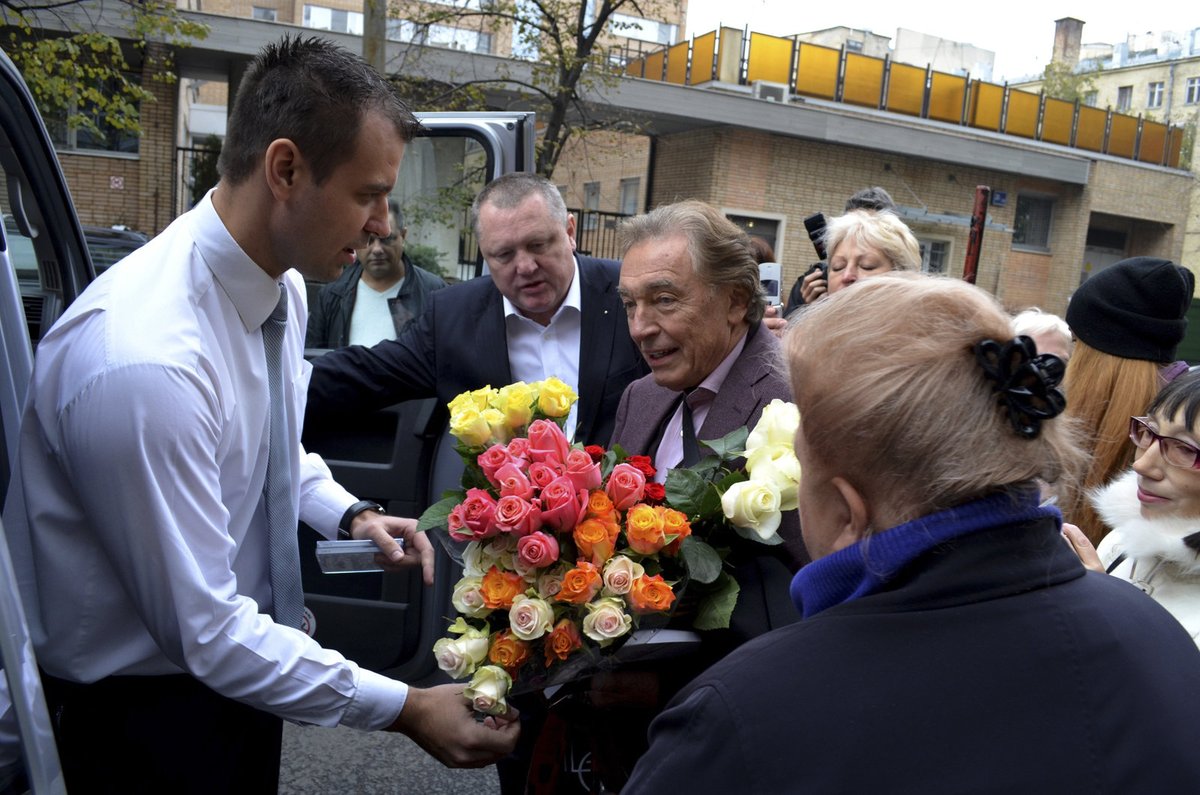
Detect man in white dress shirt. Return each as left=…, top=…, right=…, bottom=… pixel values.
left=2, top=35, right=517, bottom=792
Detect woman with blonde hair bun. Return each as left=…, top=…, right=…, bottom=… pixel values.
left=624, top=273, right=1200, bottom=794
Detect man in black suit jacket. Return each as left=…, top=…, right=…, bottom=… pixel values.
left=305, top=173, right=646, bottom=447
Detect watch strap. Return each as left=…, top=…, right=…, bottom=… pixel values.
left=338, top=500, right=385, bottom=539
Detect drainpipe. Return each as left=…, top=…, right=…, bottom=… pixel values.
left=964, top=185, right=991, bottom=284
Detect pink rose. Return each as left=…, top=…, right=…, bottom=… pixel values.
left=605, top=463, right=646, bottom=510
left=478, top=444, right=515, bottom=486
left=447, top=503, right=470, bottom=542
left=564, top=448, right=602, bottom=492
left=507, top=437, right=532, bottom=466
left=460, top=488, right=500, bottom=539
left=540, top=475, right=588, bottom=533
left=529, top=460, right=564, bottom=490
left=527, top=419, right=571, bottom=465
left=494, top=495, right=542, bottom=537
left=495, top=462, right=534, bottom=500
left=517, top=531, right=561, bottom=569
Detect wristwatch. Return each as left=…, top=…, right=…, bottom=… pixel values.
left=338, top=500, right=386, bottom=540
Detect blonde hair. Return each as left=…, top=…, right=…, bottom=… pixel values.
left=786, top=273, right=1085, bottom=522
left=1012, top=307, right=1073, bottom=356
left=1063, top=339, right=1165, bottom=543
left=822, top=209, right=921, bottom=272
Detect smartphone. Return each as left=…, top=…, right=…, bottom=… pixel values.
left=759, top=262, right=781, bottom=306
left=805, top=262, right=828, bottom=281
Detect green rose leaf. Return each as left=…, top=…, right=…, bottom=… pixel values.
left=417, top=495, right=461, bottom=533
left=733, top=523, right=785, bottom=546
left=698, top=426, right=749, bottom=461
left=679, top=537, right=722, bottom=584
left=665, top=468, right=709, bottom=516
left=693, top=572, right=741, bottom=630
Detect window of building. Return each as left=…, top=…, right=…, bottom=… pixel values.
left=1147, top=81, right=1164, bottom=108
left=919, top=240, right=950, bottom=274
left=583, top=182, right=601, bottom=230
left=303, top=4, right=363, bottom=35
left=1012, top=195, right=1053, bottom=251
left=387, top=19, right=492, bottom=52
left=251, top=6, right=277, bottom=21
left=1187, top=77, right=1200, bottom=104
left=609, top=13, right=678, bottom=45
left=725, top=214, right=780, bottom=257
left=618, top=178, right=639, bottom=216
left=845, top=40, right=863, bottom=53
left=1082, top=91, right=1098, bottom=107
left=1116, top=85, right=1132, bottom=111
left=45, top=74, right=140, bottom=155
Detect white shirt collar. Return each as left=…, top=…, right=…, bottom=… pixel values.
left=192, top=190, right=283, bottom=333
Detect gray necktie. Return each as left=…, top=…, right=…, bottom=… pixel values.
left=262, top=288, right=303, bottom=628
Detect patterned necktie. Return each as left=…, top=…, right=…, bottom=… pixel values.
left=262, top=288, right=303, bottom=628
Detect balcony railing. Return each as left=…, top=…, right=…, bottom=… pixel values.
left=622, top=28, right=1183, bottom=169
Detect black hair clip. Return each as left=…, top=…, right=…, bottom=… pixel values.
left=974, top=335, right=1066, bottom=439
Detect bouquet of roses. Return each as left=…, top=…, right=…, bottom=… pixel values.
left=417, top=377, right=801, bottom=716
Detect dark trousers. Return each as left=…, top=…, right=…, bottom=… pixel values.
left=41, top=671, right=283, bottom=794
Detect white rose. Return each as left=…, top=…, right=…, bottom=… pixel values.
left=721, top=479, right=783, bottom=541
left=433, top=631, right=490, bottom=679
left=462, top=542, right=487, bottom=577
left=746, top=399, right=800, bottom=452
left=601, top=555, right=645, bottom=596
left=745, top=445, right=801, bottom=511
left=582, top=597, right=633, bottom=647
left=483, top=535, right=518, bottom=571
left=537, top=567, right=566, bottom=599
left=451, top=576, right=493, bottom=619
left=508, top=595, right=555, bottom=641
left=464, top=665, right=512, bottom=716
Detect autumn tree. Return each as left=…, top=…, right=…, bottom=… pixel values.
left=1, top=0, right=207, bottom=145
left=1039, top=59, right=1100, bottom=104
left=391, top=0, right=681, bottom=178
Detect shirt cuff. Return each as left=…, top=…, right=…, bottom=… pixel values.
left=339, top=667, right=409, bottom=731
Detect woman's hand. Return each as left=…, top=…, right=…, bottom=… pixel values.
left=800, top=267, right=828, bottom=304
left=1062, top=523, right=1105, bottom=573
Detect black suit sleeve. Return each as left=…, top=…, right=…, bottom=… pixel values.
left=305, top=298, right=440, bottom=427
left=305, top=285, right=334, bottom=349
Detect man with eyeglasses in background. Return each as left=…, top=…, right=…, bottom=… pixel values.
left=307, top=198, right=446, bottom=348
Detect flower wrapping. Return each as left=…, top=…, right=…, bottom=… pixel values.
left=418, top=381, right=801, bottom=714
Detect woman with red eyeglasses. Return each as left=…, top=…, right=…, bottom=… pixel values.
left=1066, top=368, right=1200, bottom=647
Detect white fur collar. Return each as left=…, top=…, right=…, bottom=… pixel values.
left=1091, top=470, right=1200, bottom=573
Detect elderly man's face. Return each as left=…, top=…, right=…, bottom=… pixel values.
left=477, top=193, right=577, bottom=326
left=619, top=234, right=748, bottom=392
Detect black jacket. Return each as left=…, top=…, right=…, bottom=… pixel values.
left=304, top=256, right=647, bottom=447
left=305, top=256, right=446, bottom=348
left=625, top=516, right=1200, bottom=794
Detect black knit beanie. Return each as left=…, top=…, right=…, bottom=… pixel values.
left=1066, top=256, right=1194, bottom=362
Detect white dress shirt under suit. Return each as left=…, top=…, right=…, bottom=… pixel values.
left=3, top=194, right=407, bottom=730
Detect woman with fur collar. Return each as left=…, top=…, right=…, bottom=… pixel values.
left=1069, top=369, right=1200, bottom=646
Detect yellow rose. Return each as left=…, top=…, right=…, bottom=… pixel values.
left=745, top=444, right=802, bottom=511
left=721, top=479, right=783, bottom=541
left=746, top=399, right=800, bottom=453
left=536, top=377, right=578, bottom=419
left=449, top=406, right=493, bottom=448
left=492, top=382, right=535, bottom=430
left=449, top=387, right=493, bottom=416
left=464, top=665, right=512, bottom=716
left=482, top=407, right=512, bottom=444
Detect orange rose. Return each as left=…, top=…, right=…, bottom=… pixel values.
left=556, top=560, right=603, bottom=604
left=661, top=507, right=692, bottom=555
left=625, top=504, right=667, bottom=555
left=544, top=618, right=583, bottom=666
left=480, top=566, right=526, bottom=609
left=585, top=490, right=616, bottom=519
left=627, top=573, right=676, bottom=615
left=573, top=517, right=620, bottom=565
left=488, top=630, right=532, bottom=675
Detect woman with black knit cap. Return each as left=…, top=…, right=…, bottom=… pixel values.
left=1062, top=256, right=1194, bottom=545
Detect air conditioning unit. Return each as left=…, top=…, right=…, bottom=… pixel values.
left=751, top=80, right=789, bottom=103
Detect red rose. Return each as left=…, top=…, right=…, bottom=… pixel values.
left=626, top=455, right=656, bottom=478
left=584, top=444, right=606, bottom=462
left=643, top=482, right=666, bottom=503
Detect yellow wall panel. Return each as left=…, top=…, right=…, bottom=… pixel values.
left=794, top=42, right=839, bottom=100
left=1108, top=113, right=1137, bottom=158
left=1138, top=120, right=1167, bottom=164
left=1005, top=89, right=1040, bottom=139
left=928, top=71, right=966, bottom=123
left=690, top=31, right=716, bottom=84
left=1076, top=105, right=1106, bottom=152
left=665, top=41, right=689, bottom=85
left=885, top=62, right=925, bottom=116
left=1169, top=127, right=1184, bottom=168
left=969, top=81, right=1004, bottom=131
left=644, top=51, right=665, bottom=82
left=1041, top=97, right=1074, bottom=145
left=842, top=53, right=884, bottom=108
left=746, top=32, right=793, bottom=85
left=624, top=57, right=644, bottom=78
